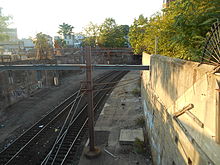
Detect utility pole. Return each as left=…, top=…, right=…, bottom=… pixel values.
left=155, top=36, right=158, bottom=55
left=84, top=46, right=101, bottom=158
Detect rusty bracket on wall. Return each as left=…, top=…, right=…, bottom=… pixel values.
left=173, top=103, right=204, bottom=128
left=185, top=111, right=204, bottom=128
left=173, top=104, right=194, bottom=118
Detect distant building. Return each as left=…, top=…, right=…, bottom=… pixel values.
left=73, top=34, right=84, bottom=48
left=4, top=28, right=18, bottom=41
left=62, top=34, right=75, bottom=47
left=54, top=36, right=60, bottom=41
left=54, top=34, right=84, bottom=48
left=0, top=28, right=22, bottom=54
left=45, top=35, right=53, bottom=47
left=21, top=38, right=35, bottom=50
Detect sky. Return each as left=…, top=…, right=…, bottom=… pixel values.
left=1, top=0, right=163, bottom=39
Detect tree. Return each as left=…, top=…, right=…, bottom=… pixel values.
left=111, top=25, right=130, bottom=47
left=0, top=8, right=11, bottom=41
left=58, top=23, right=74, bottom=36
left=98, top=18, right=129, bottom=48
left=33, top=32, right=52, bottom=59
left=54, top=38, right=66, bottom=48
left=129, top=0, right=220, bottom=60
left=129, top=15, right=148, bottom=54
left=98, top=18, right=117, bottom=47
left=82, top=22, right=99, bottom=47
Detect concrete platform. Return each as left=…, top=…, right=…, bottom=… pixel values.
left=78, top=71, right=152, bottom=165
left=119, top=128, right=144, bottom=145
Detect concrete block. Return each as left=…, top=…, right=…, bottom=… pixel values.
left=119, top=128, right=144, bottom=145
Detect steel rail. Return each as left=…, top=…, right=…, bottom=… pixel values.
left=0, top=90, right=80, bottom=164
left=4, top=94, right=83, bottom=165
left=60, top=73, right=124, bottom=165
left=61, top=71, right=127, bottom=165
left=44, top=71, right=127, bottom=165
left=42, top=71, right=120, bottom=164
left=48, top=91, right=84, bottom=165
left=0, top=71, right=117, bottom=165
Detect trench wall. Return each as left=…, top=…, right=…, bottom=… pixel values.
left=0, top=60, right=80, bottom=110
left=55, top=52, right=135, bottom=64
left=0, top=52, right=137, bottom=110
left=141, top=53, right=220, bottom=165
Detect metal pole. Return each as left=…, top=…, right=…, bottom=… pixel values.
left=85, top=46, right=95, bottom=151
left=155, top=36, right=158, bottom=55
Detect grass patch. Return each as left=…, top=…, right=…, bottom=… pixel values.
left=135, top=115, right=145, bottom=128
left=133, top=138, right=146, bottom=154
left=131, top=88, right=140, bottom=97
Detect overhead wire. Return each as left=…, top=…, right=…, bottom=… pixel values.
left=42, top=89, right=85, bottom=165
left=42, top=75, right=139, bottom=164
left=93, top=79, right=140, bottom=92
left=51, top=88, right=85, bottom=165
left=93, top=77, right=139, bottom=86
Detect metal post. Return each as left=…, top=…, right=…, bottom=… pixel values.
left=215, top=75, right=220, bottom=144
left=155, top=36, right=158, bottom=55
left=85, top=46, right=95, bottom=151
left=84, top=46, right=101, bottom=159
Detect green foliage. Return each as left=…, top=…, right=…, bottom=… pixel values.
left=129, top=15, right=148, bottom=54
left=0, top=8, right=11, bottom=41
left=98, top=18, right=129, bottom=48
left=133, top=138, right=146, bottom=154
left=82, top=22, right=99, bottom=47
left=135, top=115, right=145, bottom=127
left=82, top=18, right=129, bottom=48
left=54, top=38, right=66, bottom=48
left=58, top=23, right=74, bottom=36
left=131, top=88, right=140, bottom=97
left=129, top=0, right=220, bottom=60
left=33, top=32, right=52, bottom=59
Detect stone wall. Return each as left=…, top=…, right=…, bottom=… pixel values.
left=141, top=53, right=220, bottom=165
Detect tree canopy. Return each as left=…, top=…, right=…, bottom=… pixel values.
left=82, top=22, right=99, bottom=47
left=129, top=0, right=220, bottom=60
left=129, top=15, right=148, bottom=54
left=33, top=32, right=52, bottom=59
left=82, top=18, right=129, bottom=48
left=54, top=38, right=66, bottom=49
left=0, top=8, right=11, bottom=41
left=58, top=23, right=74, bottom=36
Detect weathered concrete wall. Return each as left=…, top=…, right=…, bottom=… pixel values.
left=142, top=53, right=220, bottom=165
left=0, top=49, right=136, bottom=110
left=55, top=50, right=135, bottom=64
left=0, top=58, right=81, bottom=110
left=0, top=69, right=56, bottom=110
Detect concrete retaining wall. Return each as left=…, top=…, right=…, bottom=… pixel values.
left=0, top=69, right=56, bottom=110
left=141, top=53, right=220, bottom=165
left=55, top=52, right=135, bottom=64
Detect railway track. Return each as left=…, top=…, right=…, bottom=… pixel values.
left=0, top=71, right=127, bottom=165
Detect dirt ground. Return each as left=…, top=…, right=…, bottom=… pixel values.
left=0, top=70, right=106, bottom=151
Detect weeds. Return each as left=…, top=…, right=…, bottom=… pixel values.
left=133, top=138, right=146, bottom=154
left=132, top=88, right=140, bottom=97
left=135, top=116, right=145, bottom=128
